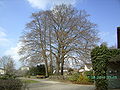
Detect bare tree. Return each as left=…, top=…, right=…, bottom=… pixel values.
left=46, top=4, right=99, bottom=75
left=19, top=11, right=50, bottom=77
left=19, top=4, right=99, bottom=76
left=0, top=56, right=15, bottom=75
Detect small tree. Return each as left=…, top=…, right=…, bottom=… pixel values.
left=29, top=64, right=46, bottom=76
left=0, top=56, right=16, bottom=75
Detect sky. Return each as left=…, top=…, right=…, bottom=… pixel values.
left=0, top=0, right=120, bottom=69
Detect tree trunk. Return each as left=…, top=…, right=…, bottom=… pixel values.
left=61, top=62, right=64, bottom=75
left=56, top=57, right=60, bottom=75
left=50, top=60, right=53, bottom=74
left=56, top=42, right=61, bottom=75
left=45, top=59, right=49, bottom=77
left=60, top=45, right=65, bottom=75
left=43, top=20, right=49, bottom=77
left=43, top=51, right=49, bottom=77
left=60, top=55, right=64, bottom=75
left=49, top=29, right=53, bottom=74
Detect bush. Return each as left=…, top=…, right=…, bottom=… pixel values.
left=84, top=71, right=94, bottom=82
left=29, top=64, right=46, bottom=76
left=84, top=71, right=93, bottom=76
left=68, top=73, right=93, bottom=84
left=68, top=73, right=80, bottom=82
left=0, top=74, right=28, bottom=90
left=0, top=79, right=27, bottom=90
left=0, top=74, right=16, bottom=80
left=77, top=74, right=91, bottom=84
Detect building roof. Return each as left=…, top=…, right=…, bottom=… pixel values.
left=85, top=63, right=92, bottom=69
left=0, top=68, right=4, bottom=70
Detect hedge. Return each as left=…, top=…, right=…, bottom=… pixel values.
left=91, top=44, right=120, bottom=90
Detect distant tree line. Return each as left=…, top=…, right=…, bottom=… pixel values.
left=28, top=64, right=45, bottom=76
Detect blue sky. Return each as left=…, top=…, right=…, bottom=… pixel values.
left=0, top=0, right=120, bottom=68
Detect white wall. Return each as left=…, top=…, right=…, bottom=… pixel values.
left=0, top=69, right=5, bottom=74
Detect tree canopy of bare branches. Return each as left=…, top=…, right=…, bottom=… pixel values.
left=19, top=4, right=99, bottom=76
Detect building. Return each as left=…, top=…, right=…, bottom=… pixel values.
left=79, top=63, right=92, bottom=72
left=20, top=66, right=30, bottom=71
left=53, top=70, right=68, bottom=74
left=84, top=63, right=92, bottom=71
left=0, top=68, right=5, bottom=75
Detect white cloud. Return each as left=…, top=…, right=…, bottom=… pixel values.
left=0, top=27, right=10, bottom=46
left=4, top=42, right=22, bottom=69
left=4, top=42, right=22, bottom=60
left=27, top=0, right=78, bottom=9
left=0, top=31, right=6, bottom=37
left=0, top=27, right=22, bottom=69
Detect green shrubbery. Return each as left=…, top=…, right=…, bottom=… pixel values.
left=91, top=44, right=120, bottom=90
left=77, top=74, right=90, bottom=84
left=0, top=74, right=28, bottom=90
left=84, top=71, right=93, bottom=76
left=91, top=45, right=109, bottom=90
left=68, top=73, right=93, bottom=84
left=0, top=79, right=23, bottom=90
left=84, top=71, right=94, bottom=83
left=0, top=74, right=16, bottom=80
left=68, top=73, right=80, bottom=82
left=28, top=64, right=46, bottom=76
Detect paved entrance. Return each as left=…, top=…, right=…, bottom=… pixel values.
left=28, top=79, right=95, bottom=90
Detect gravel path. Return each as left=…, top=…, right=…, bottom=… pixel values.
left=27, top=79, right=95, bottom=90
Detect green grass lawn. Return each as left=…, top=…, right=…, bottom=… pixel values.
left=21, top=79, right=40, bottom=84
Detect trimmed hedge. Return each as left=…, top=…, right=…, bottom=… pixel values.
left=0, top=74, right=28, bottom=90
left=0, top=79, right=24, bottom=90
left=0, top=74, right=16, bottom=80
left=91, top=45, right=110, bottom=90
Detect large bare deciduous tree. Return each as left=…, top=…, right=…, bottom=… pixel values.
left=19, top=4, right=99, bottom=76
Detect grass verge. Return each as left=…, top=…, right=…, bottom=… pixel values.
left=21, top=79, right=39, bottom=84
